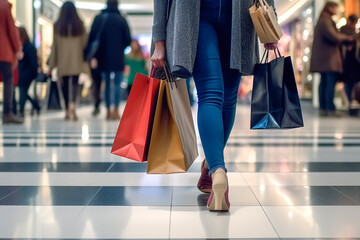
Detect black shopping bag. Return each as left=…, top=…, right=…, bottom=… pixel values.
left=47, top=80, right=62, bottom=110
left=250, top=50, right=304, bottom=129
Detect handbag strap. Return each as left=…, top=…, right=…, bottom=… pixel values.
left=94, top=13, right=109, bottom=41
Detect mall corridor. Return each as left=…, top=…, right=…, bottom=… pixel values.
left=0, top=103, right=359, bottom=239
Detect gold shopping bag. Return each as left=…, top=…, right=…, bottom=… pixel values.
left=147, top=67, right=198, bottom=174
left=249, top=0, right=283, bottom=43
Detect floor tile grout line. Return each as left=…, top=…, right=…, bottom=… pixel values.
left=73, top=162, right=116, bottom=222
left=73, top=186, right=103, bottom=223
left=241, top=172, right=281, bottom=239
left=0, top=186, right=23, bottom=202
left=331, top=186, right=360, bottom=205
left=106, top=162, right=117, bottom=173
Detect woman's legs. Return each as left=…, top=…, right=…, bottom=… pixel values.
left=193, top=20, right=226, bottom=175
left=103, top=71, right=122, bottom=119
left=113, top=72, right=122, bottom=105
left=70, top=75, right=79, bottom=105
left=325, top=73, right=337, bottom=112
left=61, top=76, right=79, bottom=120
left=319, top=73, right=326, bottom=113
left=193, top=16, right=241, bottom=175
left=70, top=76, right=79, bottom=121
left=19, top=81, right=40, bottom=115
left=19, top=85, right=27, bottom=115
left=0, top=62, right=14, bottom=116
left=222, top=69, right=242, bottom=145
left=319, top=72, right=338, bottom=115
left=61, top=76, right=70, bottom=110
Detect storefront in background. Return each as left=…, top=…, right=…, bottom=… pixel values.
left=279, top=4, right=314, bottom=100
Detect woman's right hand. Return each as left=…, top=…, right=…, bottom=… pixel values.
left=151, top=41, right=166, bottom=68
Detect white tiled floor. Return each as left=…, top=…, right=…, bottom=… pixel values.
left=263, top=206, right=360, bottom=238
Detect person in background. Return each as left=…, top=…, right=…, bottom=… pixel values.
left=90, top=67, right=102, bottom=116
left=340, top=14, right=359, bottom=103
left=151, top=0, right=278, bottom=211
left=87, top=0, right=131, bottom=120
left=17, top=26, right=40, bottom=118
left=0, top=0, right=23, bottom=124
left=49, top=1, right=88, bottom=121
left=310, top=1, right=354, bottom=117
left=125, top=39, right=149, bottom=95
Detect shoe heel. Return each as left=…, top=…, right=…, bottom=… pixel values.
left=213, top=182, right=226, bottom=210
left=207, top=171, right=229, bottom=211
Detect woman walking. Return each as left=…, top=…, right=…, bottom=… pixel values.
left=87, top=0, right=131, bottom=120
left=310, top=1, right=354, bottom=117
left=49, top=1, right=88, bottom=121
left=17, top=26, right=40, bottom=117
left=151, top=0, right=278, bottom=211
left=0, top=0, right=23, bottom=124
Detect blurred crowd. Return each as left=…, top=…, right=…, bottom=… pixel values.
left=310, top=1, right=360, bottom=117
left=0, top=0, right=149, bottom=124
left=1, top=0, right=360, bottom=125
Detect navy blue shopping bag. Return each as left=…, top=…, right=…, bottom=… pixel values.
left=250, top=49, right=304, bottom=129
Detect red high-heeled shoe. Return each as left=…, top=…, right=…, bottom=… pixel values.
left=207, top=169, right=230, bottom=212
left=197, top=159, right=212, bottom=193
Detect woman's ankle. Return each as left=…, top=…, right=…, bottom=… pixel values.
left=203, top=159, right=209, bottom=169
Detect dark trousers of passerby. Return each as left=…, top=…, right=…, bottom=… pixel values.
left=91, top=68, right=102, bottom=112
left=319, top=72, right=337, bottom=113
left=0, top=62, right=14, bottom=116
left=345, top=82, right=355, bottom=102
left=61, top=75, right=79, bottom=110
left=19, top=81, right=40, bottom=115
left=342, top=48, right=359, bottom=103
left=12, top=89, right=17, bottom=114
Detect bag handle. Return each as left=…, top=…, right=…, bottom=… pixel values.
left=150, top=66, right=156, bottom=77
left=163, top=62, right=177, bottom=89
left=261, top=47, right=282, bottom=63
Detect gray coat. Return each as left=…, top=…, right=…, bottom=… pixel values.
left=152, top=0, right=275, bottom=77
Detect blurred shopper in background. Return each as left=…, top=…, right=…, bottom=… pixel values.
left=17, top=26, right=40, bottom=118
left=125, top=39, right=148, bottom=95
left=340, top=14, right=359, bottom=104
left=310, top=1, right=354, bottom=117
left=87, top=0, right=131, bottom=120
left=49, top=1, right=88, bottom=121
left=0, top=0, right=23, bottom=124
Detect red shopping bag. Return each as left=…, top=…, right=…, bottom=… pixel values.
left=0, top=68, right=18, bottom=86
left=111, top=72, right=160, bottom=162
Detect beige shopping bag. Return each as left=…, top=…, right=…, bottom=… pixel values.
left=249, top=0, right=283, bottom=43
left=147, top=67, right=198, bottom=174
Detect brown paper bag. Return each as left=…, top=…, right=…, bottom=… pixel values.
left=249, top=0, right=283, bottom=43
left=147, top=78, right=198, bottom=174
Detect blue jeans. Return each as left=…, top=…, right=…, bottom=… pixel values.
left=102, top=71, right=123, bottom=108
left=319, top=72, right=337, bottom=112
left=193, top=0, right=242, bottom=175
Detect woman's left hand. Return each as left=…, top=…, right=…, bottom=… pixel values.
left=264, top=42, right=278, bottom=50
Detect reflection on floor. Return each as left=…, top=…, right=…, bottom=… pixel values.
left=0, top=103, right=359, bottom=239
